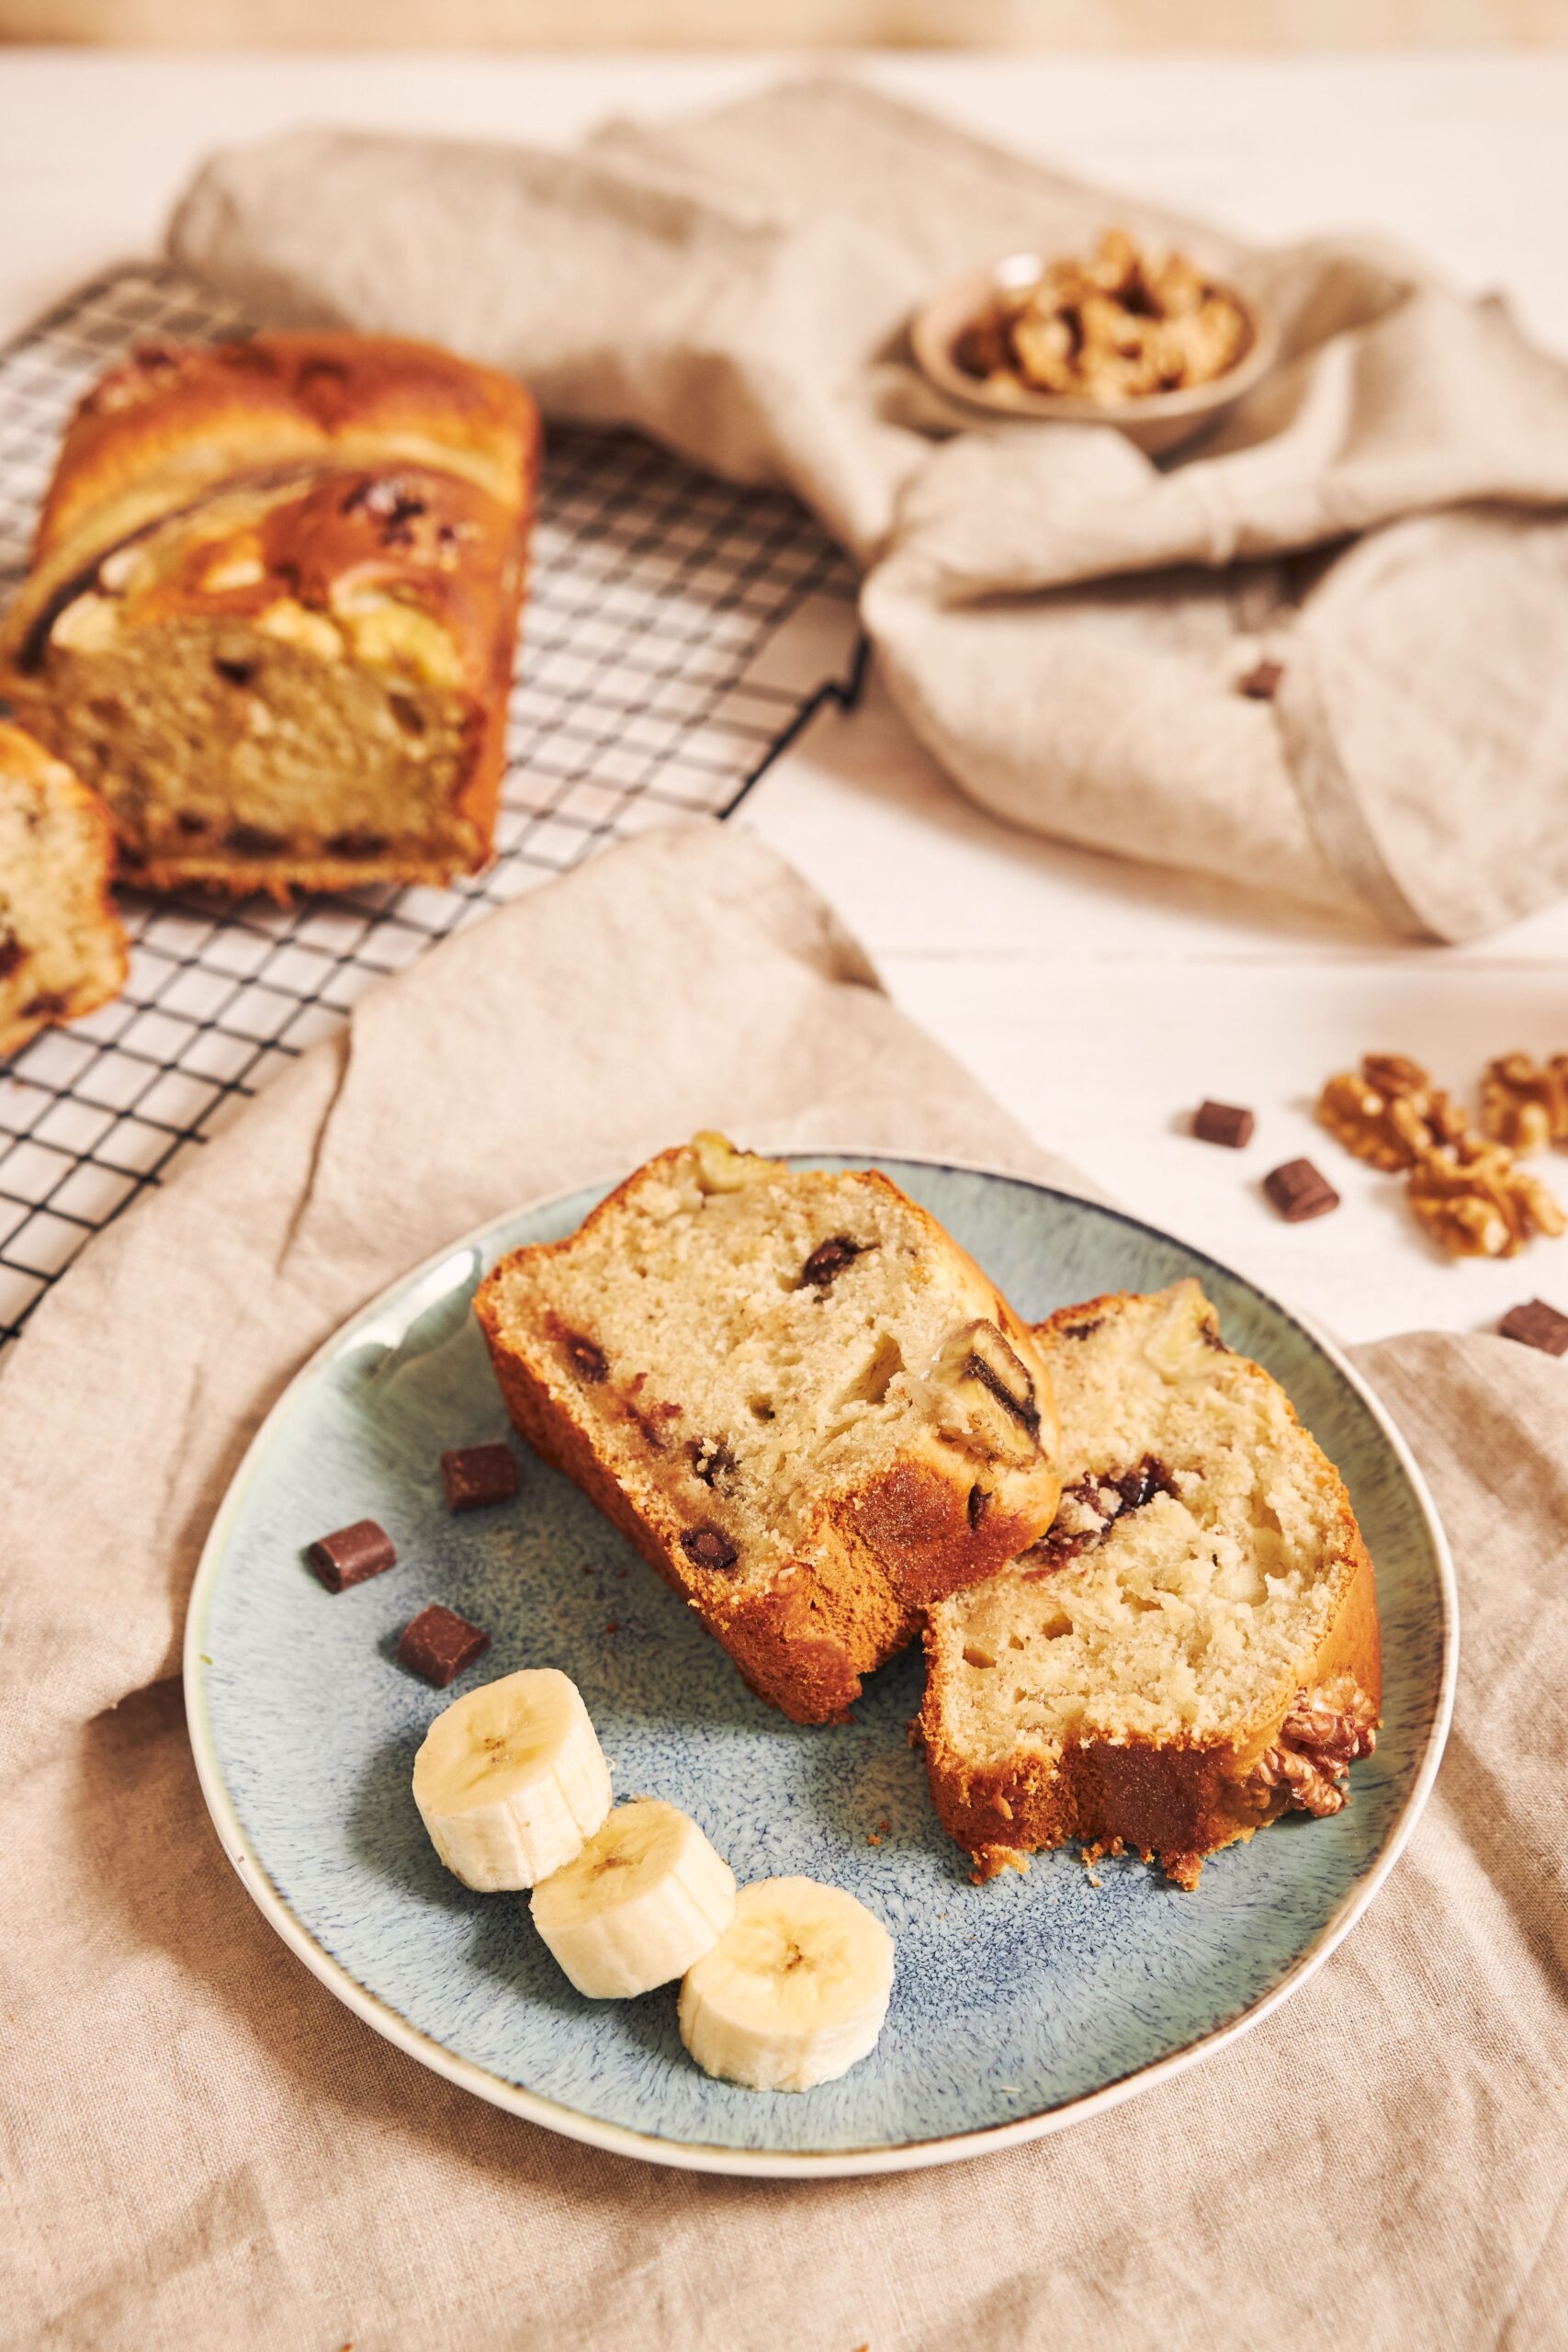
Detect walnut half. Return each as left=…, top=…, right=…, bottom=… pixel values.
left=1480, top=1053, right=1568, bottom=1155
left=1316, top=1054, right=1466, bottom=1172
left=1252, top=1674, right=1378, bottom=1818
left=1407, top=1135, right=1566, bottom=1259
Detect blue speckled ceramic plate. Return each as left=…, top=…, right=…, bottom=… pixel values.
left=184, top=1158, right=1455, bottom=2177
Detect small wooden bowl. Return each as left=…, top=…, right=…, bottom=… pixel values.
left=910, top=249, right=1280, bottom=457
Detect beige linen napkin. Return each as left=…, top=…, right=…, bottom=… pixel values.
left=2, top=821, right=1565, bottom=2351
left=168, top=77, right=1568, bottom=942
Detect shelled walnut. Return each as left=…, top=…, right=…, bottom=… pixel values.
left=1479, top=1053, right=1568, bottom=1154
left=953, top=228, right=1251, bottom=406
left=1252, top=1676, right=1378, bottom=1819
left=1406, top=1136, right=1567, bottom=1260
left=1315, top=1054, right=1467, bottom=1171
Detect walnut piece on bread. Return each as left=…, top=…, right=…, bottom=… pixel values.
left=1250, top=1674, right=1378, bottom=1818
left=0, top=721, right=127, bottom=1059
left=0, top=334, right=538, bottom=901
left=474, top=1137, right=1063, bottom=1724
left=920, top=1281, right=1381, bottom=1891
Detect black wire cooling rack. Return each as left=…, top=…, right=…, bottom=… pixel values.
left=0, top=264, right=865, bottom=1346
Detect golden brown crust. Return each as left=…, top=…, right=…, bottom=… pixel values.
left=474, top=1146, right=1062, bottom=1725
left=925, top=1552, right=1381, bottom=1888
left=35, top=332, right=536, bottom=560
left=480, top=1302, right=904, bottom=1724
left=0, top=334, right=538, bottom=900
left=921, top=1285, right=1382, bottom=1888
left=0, top=722, right=128, bottom=1058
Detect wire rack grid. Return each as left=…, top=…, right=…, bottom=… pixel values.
left=0, top=264, right=865, bottom=1349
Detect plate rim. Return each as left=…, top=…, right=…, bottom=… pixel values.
left=183, top=1151, right=1458, bottom=2180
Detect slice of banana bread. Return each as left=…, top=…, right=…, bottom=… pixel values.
left=0, top=722, right=127, bottom=1059
left=476, top=1136, right=1063, bottom=1724
left=921, top=1281, right=1380, bottom=1888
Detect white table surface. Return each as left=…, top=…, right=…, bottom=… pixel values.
left=5, top=45, right=1568, bottom=1347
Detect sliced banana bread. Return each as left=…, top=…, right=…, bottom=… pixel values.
left=0, top=722, right=127, bottom=1059
left=476, top=1136, right=1063, bottom=1724
left=0, top=333, right=537, bottom=899
left=921, top=1281, right=1380, bottom=1888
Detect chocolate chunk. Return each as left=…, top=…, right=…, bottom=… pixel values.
left=966, top=1481, right=990, bottom=1530
left=1114, top=1459, right=1177, bottom=1512
left=224, top=823, right=285, bottom=857
left=680, top=1525, right=739, bottom=1573
left=20, top=990, right=69, bottom=1018
left=175, top=810, right=210, bottom=836
left=213, top=656, right=256, bottom=687
left=800, top=1236, right=867, bottom=1291
left=0, top=929, right=26, bottom=981
left=325, top=830, right=389, bottom=858
left=564, top=1332, right=608, bottom=1384
left=1025, top=1454, right=1177, bottom=1573
left=628, top=1400, right=678, bottom=1453
left=307, top=1517, right=397, bottom=1592
left=397, top=1603, right=490, bottom=1688
left=1193, top=1100, right=1255, bottom=1148
left=691, top=1436, right=738, bottom=1490
left=439, top=1442, right=517, bottom=1512
left=379, top=492, right=426, bottom=548
left=1238, top=659, right=1284, bottom=700
left=1057, top=1317, right=1103, bottom=1342
left=1498, top=1298, right=1568, bottom=1356
left=1264, top=1158, right=1340, bottom=1223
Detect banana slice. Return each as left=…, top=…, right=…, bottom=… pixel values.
left=530, top=1797, right=737, bottom=1998
left=678, top=1876, right=894, bottom=2091
left=412, top=1667, right=612, bottom=1892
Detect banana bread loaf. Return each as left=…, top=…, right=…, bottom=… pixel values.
left=0, top=333, right=538, bottom=900
left=0, top=721, right=127, bottom=1059
left=920, top=1281, right=1381, bottom=1888
left=476, top=1136, right=1064, bottom=1724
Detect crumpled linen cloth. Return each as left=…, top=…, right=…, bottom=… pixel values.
left=1, top=822, right=1564, bottom=2352
left=168, top=76, right=1568, bottom=942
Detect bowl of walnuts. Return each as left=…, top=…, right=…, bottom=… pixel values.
left=912, top=228, right=1280, bottom=455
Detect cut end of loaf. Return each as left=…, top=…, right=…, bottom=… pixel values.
left=4, top=463, right=519, bottom=899
left=923, top=1280, right=1381, bottom=1886
left=0, top=723, right=128, bottom=1060
left=0, top=332, right=539, bottom=903
left=475, top=1135, right=1063, bottom=1722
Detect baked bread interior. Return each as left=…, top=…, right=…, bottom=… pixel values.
left=0, top=721, right=128, bottom=1059
left=0, top=334, right=537, bottom=899
left=476, top=1135, right=1063, bottom=1724
left=921, top=1281, right=1381, bottom=1888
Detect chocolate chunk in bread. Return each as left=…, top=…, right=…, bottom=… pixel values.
left=922, top=1280, right=1380, bottom=1889
left=0, top=333, right=538, bottom=902
left=475, top=1135, right=1064, bottom=1724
